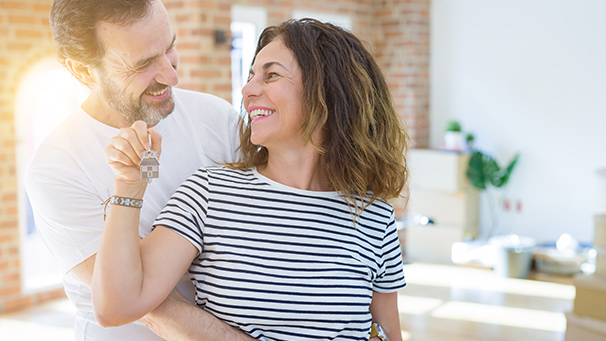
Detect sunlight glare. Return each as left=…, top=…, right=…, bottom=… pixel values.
left=431, top=301, right=566, bottom=332
left=402, top=263, right=575, bottom=300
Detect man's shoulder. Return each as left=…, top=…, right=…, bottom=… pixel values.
left=27, top=108, right=113, bottom=180
left=173, top=88, right=233, bottom=110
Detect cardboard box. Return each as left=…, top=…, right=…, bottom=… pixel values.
left=408, top=149, right=470, bottom=193
left=573, top=275, right=606, bottom=321
left=595, top=215, right=606, bottom=249
left=565, top=311, right=606, bottom=341
left=595, top=248, right=606, bottom=279
left=407, top=189, right=479, bottom=237
left=405, top=224, right=465, bottom=263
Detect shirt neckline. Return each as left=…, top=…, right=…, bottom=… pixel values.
left=251, top=167, right=340, bottom=198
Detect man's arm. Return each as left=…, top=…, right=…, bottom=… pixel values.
left=143, top=289, right=255, bottom=341
left=70, top=254, right=255, bottom=340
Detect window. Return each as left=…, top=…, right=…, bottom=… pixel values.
left=231, top=5, right=267, bottom=114
left=15, top=59, right=89, bottom=291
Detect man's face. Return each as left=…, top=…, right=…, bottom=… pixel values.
left=94, top=0, right=179, bottom=125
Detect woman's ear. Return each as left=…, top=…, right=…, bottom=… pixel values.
left=65, top=59, right=96, bottom=88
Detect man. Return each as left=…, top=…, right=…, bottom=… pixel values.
left=25, top=0, right=254, bottom=339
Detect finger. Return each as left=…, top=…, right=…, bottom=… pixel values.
left=131, top=121, right=151, bottom=150
left=106, top=138, right=138, bottom=167
left=117, top=126, right=146, bottom=161
left=147, top=128, right=162, bottom=158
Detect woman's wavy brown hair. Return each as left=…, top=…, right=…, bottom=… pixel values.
left=228, top=18, right=410, bottom=214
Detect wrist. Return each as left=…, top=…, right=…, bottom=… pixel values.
left=113, top=179, right=147, bottom=199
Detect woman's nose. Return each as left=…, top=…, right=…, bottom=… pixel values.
left=242, top=75, right=260, bottom=99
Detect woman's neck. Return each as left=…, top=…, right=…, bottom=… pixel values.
left=258, top=147, right=331, bottom=191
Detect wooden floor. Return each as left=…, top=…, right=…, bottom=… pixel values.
left=0, top=262, right=575, bottom=341
left=397, top=263, right=574, bottom=341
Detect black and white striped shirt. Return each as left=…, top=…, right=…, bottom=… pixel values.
left=154, top=167, right=406, bottom=340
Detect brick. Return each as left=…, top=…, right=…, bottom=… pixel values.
left=32, top=3, right=52, bottom=13
left=4, top=296, right=32, bottom=313
left=8, top=15, right=36, bottom=25
left=212, top=16, right=231, bottom=26
left=193, top=0, right=216, bottom=9
left=0, top=1, right=28, bottom=10
left=190, top=69, right=221, bottom=78
left=3, top=272, right=20, bottom=283
left=2, top=193, right=17, bottom=201
left=7, top=42, right=33, bottom=51
left=176, top=42, right=201, bottom=51
left=0, top=285, right=20, bottom=296
left=15, top=29, right=42, bottom=39
left=165, top=2, right=185, bottom=9
left=0, top=221, right=18, bottom=230
left=35, top=289, right=65, bottom=302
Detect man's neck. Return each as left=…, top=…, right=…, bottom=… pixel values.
left=81, top=92, right=132, bottom=129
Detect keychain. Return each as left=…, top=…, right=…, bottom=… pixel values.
left=139, top=133, right=160, bottom=183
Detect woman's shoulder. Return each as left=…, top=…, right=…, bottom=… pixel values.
left=197, top=166, right=257, bottom=183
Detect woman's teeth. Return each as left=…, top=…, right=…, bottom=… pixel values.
left=251, top=109, right=273, bottom=120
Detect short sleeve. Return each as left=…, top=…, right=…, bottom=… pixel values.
left=373, top=210, right=406, bottom=292
left=153, top=168, right=210, bottom=254
left=25, top=149, right=108, bottom=274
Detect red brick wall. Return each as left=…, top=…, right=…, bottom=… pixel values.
left=0, top=0, right=66, bottom=313
left=166, top=0, right=430, bottom=146
left=373, top=0, right=430, bottom=147
left=0, top=0, right=430, bottom=313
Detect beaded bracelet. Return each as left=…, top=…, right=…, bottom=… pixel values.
left=102, top=196, right=143, bottom=221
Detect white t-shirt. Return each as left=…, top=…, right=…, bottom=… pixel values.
left=154, top=167, right=406, bottom=340
left=25, top=88, right=240, bottom=340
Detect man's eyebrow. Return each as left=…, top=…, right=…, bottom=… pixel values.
left=132, top=34, right=177, bottom=70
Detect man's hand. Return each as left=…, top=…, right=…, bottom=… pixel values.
left=106, top=120, right=162, bottom=184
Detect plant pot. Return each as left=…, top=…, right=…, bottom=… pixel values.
left=444, top=131, right=464, bottom=151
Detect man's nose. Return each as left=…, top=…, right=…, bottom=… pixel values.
left=155, top=54, right=178, bottom=86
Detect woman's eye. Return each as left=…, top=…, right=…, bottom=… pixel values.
left=267, top=72, right=279, bottom=80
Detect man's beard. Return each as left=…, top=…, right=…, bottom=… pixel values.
left=98, top=68, right=175, bottom=125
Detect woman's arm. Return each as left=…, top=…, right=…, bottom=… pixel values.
left=91, top=121, right=198, bottom=326
left=369, top=291, right=403, bottom=341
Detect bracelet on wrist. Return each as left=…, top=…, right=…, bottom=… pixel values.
left=101, top=196, right=143, bottom=221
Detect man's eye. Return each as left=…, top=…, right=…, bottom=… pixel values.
left=136, top=63, right=151, bottom=72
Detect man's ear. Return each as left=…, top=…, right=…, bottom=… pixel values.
left=65, top=59, right=96, bottom=87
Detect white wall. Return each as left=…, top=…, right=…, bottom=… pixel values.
left=430, top=0, right=606, bottom=244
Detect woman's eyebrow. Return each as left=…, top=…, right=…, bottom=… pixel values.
left=262, top=61, right=288, bottom=71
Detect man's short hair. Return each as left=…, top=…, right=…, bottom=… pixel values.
left=50, top=0, right=154, bottom=67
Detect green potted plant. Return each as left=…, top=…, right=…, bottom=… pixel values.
left=465, top=133, right=474, bottom=152
left=466, top=150, right=520, bottom=238
left=444, top=120, right=464, bottom=151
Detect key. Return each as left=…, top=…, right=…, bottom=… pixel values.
left=140, top=133, right=160, bottom=183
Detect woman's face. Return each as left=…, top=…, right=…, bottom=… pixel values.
left=242, top=38, right=305, bottom=149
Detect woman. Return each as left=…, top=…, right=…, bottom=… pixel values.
left=93, top=19, right=409, bottom=340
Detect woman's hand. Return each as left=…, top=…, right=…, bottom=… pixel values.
left=105, top=120, right=162, bottom=185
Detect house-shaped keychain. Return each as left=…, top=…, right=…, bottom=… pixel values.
left=140, top=149, right=159, bottom=183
